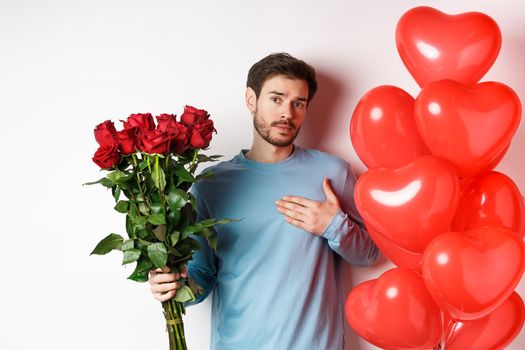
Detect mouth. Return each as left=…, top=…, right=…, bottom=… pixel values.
left=274, top=124, right=294, bottom=133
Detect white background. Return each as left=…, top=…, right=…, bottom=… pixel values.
left=1, top=0, right=523, bottom=349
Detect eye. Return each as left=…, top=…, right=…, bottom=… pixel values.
left=271, top=96, right=281, bottom=103
left=294, top=101, right=305, bottom=109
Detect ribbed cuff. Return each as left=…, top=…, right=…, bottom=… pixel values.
left=321, top=209, right=354, bottom=242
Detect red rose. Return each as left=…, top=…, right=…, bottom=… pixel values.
left=189, top=119, right=216, bottom=149
left=167, top=123, right=190, bottom=154
left=180, top=105, right=209, bottom=126
left=138, top=129, right=174, bottom=154
left=92, top=144, right=121, bottom=169
left=122, top=113, right=155, bottom=131
left=116, top=128, right=137, bottom=155
left=156, top=114, right=179, bottom=132
left=94, top=120, right=118, bottom=146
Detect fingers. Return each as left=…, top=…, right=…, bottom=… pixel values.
left=275, top=200, right=309, bottom=221
left=322, top=178, right=339, bottom=203
left=151, top=281, right=182, bottom=294
left=149, top=266, right=188, bottom=302
left=283, top=216, right=310, bottom=231
left=280, top=195, right=317, bottom=208
left=153, top=289, right=177, bottom=302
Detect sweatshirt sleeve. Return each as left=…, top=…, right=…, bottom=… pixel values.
left=320, top=163, right=379, bottom=266
left=185, top=185, right=218, bottom=305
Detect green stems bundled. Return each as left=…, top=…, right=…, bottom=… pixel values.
left=163, top=300, right=187, bottom=350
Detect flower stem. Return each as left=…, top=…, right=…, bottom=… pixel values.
left=162, top=300, right=187, bottom=350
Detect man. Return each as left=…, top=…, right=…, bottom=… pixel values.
left=149, top=52, right=379, bottom=350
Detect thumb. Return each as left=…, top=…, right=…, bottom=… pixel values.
left=323, top=178, right=338, bottom=203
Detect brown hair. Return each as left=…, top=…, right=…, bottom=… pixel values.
left=246, top=52, right=318, bottom=104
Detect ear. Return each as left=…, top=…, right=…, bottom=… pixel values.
left=245, top=87, right=257, bottom=115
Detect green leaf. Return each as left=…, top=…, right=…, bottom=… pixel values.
left=115, top=186, right=122, bottom=202
left=186, top=237, right=201, bottom=251
left=147, top=243, right=168, bottom=268
left=149, top=213, right=166, bottom=225
left=127, top=258, right=153, bottom=283
left=114, top=173, right=134, bottom=186
left=167, top=189, right=188, bottom=210
left=181, top=225, right=201, bottom=235
left=197, top=227, right=213, bottom=239
left=196, top=154, right=222, bottom=163
left=121, top=239, right=134, bottom=251
left=90, top=233, right=124, bottom=255
left=107, top=170, right=126, bottom=183
left=174, top=285, right=195, bottom=303
left=153, top=224, right=167, bottom=241
left=169, top=247, right=183, bottom=257
left=138, top=202, right=148, bottom=216
left=122, top=248, right=141, bottom=265
left=132, top=215, right=148, bottom=227
left=83, top=177, right=113, bottom=187
left=139, top=159, right=149, bottom=171
left=127, top=270, right=148, bottom=282
left=169, top=231, right=180, bottom=246
left=150, top=192, right=165, bottom=215
left=152, top=157, right=166, bottom=191
left=216, top=218, right=238, bottom=225
left=197, top=219, right=215, bottom=227
left=114, top=200, right=129, bottom=213
left=135, top=258, right=154, bottom=272
left=174, top=166, right=195, bottom=183
left=207, top=235, right=217, bottom=251
left=196, top=170, right=215, bottom=181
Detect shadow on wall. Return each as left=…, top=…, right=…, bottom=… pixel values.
left=299, top=69, right=393, bottom=350
left=296, top=69, right=349, bottom=152
left=497, top=35, right=525, bottom=186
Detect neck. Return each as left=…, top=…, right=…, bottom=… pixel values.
left=245, top=141, right=294, bottom=163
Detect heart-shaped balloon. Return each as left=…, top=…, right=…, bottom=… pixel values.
left=345, top=268, right=442, bottom=349
left=367, top=225, right=423, bottom=271
left=422, top=227, right=525, bottom=320
left=350, top=85, right=429, bottom=169
left=445, top=292, right=525, bottom=350
left=396, top=6, right=501, bottom=87
left=452, top=171, right=525, bottom=238
left=355, top=156, right=459, bottom=253
left=415, top=80, right=521, bottom=178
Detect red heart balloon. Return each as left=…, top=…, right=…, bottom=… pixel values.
left=452, top=171, right=525, bottom=238
left=396, top=6, right=501, bottom=87
left=422, top=227, right=525, bottom=320
left=355, top=156, right=459, bottom=253
left=415, top=80, right=521, bottom=178
left=445, top=292, right=525, bottom=350
left=350, top=85, right=429, bottom=169
left=345, top=268, right=442, bottom=350
left=367, top=225, right=423, bottom=271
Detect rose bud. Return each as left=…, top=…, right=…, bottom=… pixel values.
left=92, top=144, right=121, bottom=169
left=138, top=129, right=174, bottom=154
left=122, top=113, right=155, bottom=132
left=94, top=120, right=118, bottom=147
left=156, top=114, right=179, bottom=132
left=189, top=119, right=216, bottom=149
left=116, top=128, right=137, bottom=155
left=180, top=105, right=209, bottom=126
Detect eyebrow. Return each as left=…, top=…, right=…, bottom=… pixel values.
left=268, top=90, right=308, bottom=102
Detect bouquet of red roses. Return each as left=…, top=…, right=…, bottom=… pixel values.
left=86, top=106, right=228, bottom=350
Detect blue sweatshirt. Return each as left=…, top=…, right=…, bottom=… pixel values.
left=187, top=145, right=378, bottom=350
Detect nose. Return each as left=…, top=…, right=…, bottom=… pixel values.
left=281, top=103, right=294, bottom=119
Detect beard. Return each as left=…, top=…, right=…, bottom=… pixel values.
left=252, top=108, right=300, bottom=147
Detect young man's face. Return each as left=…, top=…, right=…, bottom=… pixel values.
left=246, top=74, right=309, bottom=147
